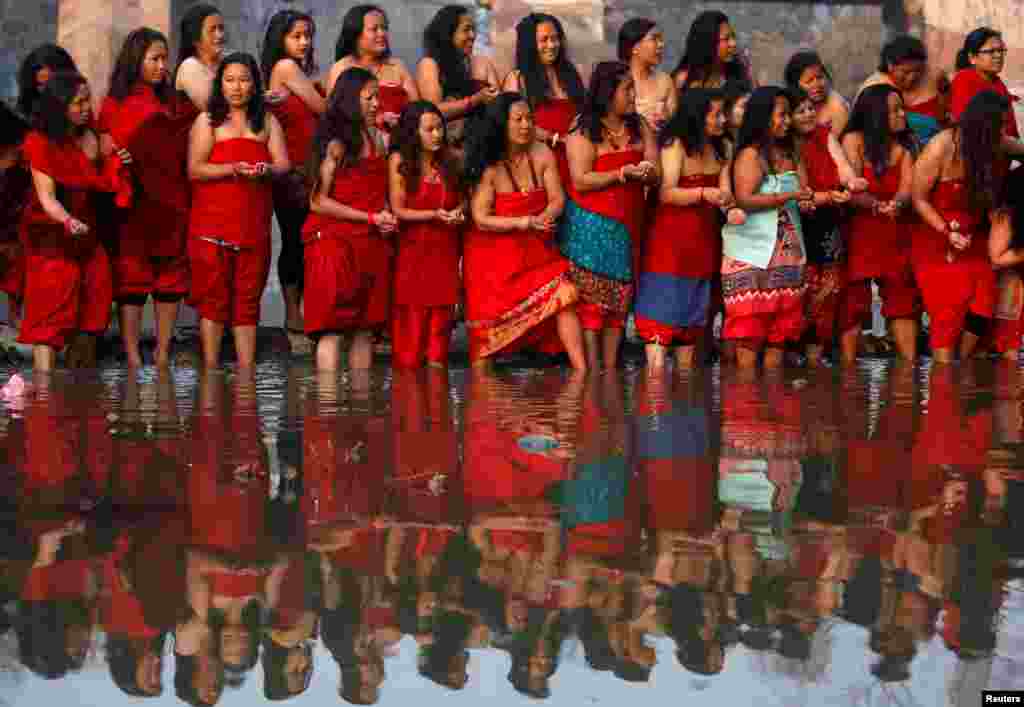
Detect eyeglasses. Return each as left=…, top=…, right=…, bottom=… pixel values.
left=977, top=47, right=1008, bottom=56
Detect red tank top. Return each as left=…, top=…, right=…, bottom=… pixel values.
left=302, top=143, right=388, bottom=243
left=393, top=174, right=461, bottom=307
left=272, top=92, right=320, bottom=168
left=643, top=173, right=721, bottom=279
left=188, top=138, right=274, bottom=248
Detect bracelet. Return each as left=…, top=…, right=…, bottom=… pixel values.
left=619, top=166, right=627, bottom=184
left=368, top=212, right=377, bottom=226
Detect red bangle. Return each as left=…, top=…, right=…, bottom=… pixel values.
left=368, top=212, right=376, bottom=226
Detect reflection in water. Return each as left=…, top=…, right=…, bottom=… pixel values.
left=0, top=361, right=1023, bottom=704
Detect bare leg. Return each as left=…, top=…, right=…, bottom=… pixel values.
left=33, top=345, right=55, bottom=371
left=119, top=303, right=145, bottom=368
left=232, top=324, right=258, bottom=370
left=556, top=309, right=587, bottom=372
left=735, top=344, right=759, bottom=370
left=959, top=331, right=981, bottom=361
left=153, top=299, right=181, bottom=367
left=932, top=347, right=955, bottom=364
left=839, top=327, right=859, bottom=366
left=582, top=330, right=600, bottom=371
left=316, top=333, right=342, bottom=371
left=890, top=318, right=917, bottom=362
left=283, top=285, right=303, bottom=331
left=763, top=346, right=785, bottom=370
left=805, top=343, right=823, bottom=368
left=602, top=328, right=623, bottom=369
left=199, top=318, right=224, bottom=369
left=674, top=344, right=696, bottom=371
left=348, top=330, right=374, bottom=370
left=645, top=343, right=667, bottom=374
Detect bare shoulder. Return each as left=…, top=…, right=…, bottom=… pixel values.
left=326, top=139, right=345, bottom=161
left=531, top=141, right=556, bottom=165
left=471, top=54, right=497, bottom=79
left=388, top=151, right=404, bottom=169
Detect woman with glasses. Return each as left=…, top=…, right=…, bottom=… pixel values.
left=950, top=27, right=1019, bottom=139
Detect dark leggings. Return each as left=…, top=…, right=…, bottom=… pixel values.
left=273, top=181, right=307, bottom=293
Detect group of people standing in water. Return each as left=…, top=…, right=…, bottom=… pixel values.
left=1, top=3, right=1024, bottom=373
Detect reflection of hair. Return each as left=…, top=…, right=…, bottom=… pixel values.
left=423, top=5, right=475, bottom=99
left=175, top=652, right=225, bottom=706
left=956, top=89, right=1010, bottom=212
left=783, top=51, right=832, bottom=94
left=665, top=583, right=722, bottom=675
left=208, top=53, right=266, bottom=132
left=418, top=610, right=472, bottom=689
left=843, top=555, right=883, bottom=626
left=260, top=10, right=317, bottom=86
left=577, top=61, right=641, bottom=145
left=107, top=634, right=166, bottom=697
left=109, top=27, right=170, bottom=102
left=506, top=609, right=571, bottom=698
left=32, top=71, right=88, bottom=142
left=17, top=599, right=91, bottom=679
left=307, top=67, right=375, bottom=183
left=672, top=11, right=748, bottom=88
left=336, top=5, right=390, bottom=61
left=843, top=84, right=918, bottom=178
left=880, top=35, right=928, bottom=73
left=576, top=607, right=615, bottom=671
left=17, top=43, right=77, bottom=118
left=208, top=600, right=264, bottom=679
left=261, top=635, right=313, bottom=700
left=956, top=27, right=1002, bottom=71
left=514, top=13, right=584, bottom=110
left=390, top=101, right=461, bottom=194
left=659, top=88, right=726, bottom=158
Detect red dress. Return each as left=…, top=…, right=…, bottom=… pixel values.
left=463, top=188, right=577, bottom=360
left=302, top=146, right=392, bottom=334
left=18, top=131, right=127, bottom=348
left=99, top=85, right=191, bottom=301
left=911, top=178, right=994, bottom=350
left=188, top=138, right=274, bottom=326
left=391, top=173, right=461, bottom=367
left=635, top=172, right=721, bottom=345
left=950, top=68, right=1019, bottom=138
left=377, top=83, right=409, bottom=131
left=271, top=92, right=319, bottom=170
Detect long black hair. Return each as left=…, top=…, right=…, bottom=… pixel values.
left=107, top=634, right=166, bottom=697
left=672, top=11, right=748, bottom=88
left=418, top=610, right=473, bottom=689
left=423, top=5, right=476, bottom=99
left=734, top=86, right=795, bottom=171
left=783, top=50, right=832, bottom=95
left=16, top=44, right=77, bottom=118
left=260, top=10, right=316, bottom=86
left=174, top=3, right=222, bottom=82
left=956, top=27, right=1003, bottom=71
left=514, top=13, right=584, bottom=110
left=17, top=598, right=92, bottom=679
left=32, top=71, right=89, bottom=142
left=207, top=52, right=266, bottom=132
left=956, top=89, right=1009, bottom=212
left=307, top=67, right=376, bottom=184
left=659, top=87, right=727, bottom=159
left=463, top=92, right=528, bottom=184
left=576, top=61, right=642, bottom=145
left=843, top=84, right=918, bottom=177
left=880, top=35, right=928, bottom=73
left=390, top=100, right=460, bottom=194
left=261, top=635, right=313, bottom=700
left=335, top=5, right=390, bottom=62
left=617, top=18, right=656, bottom=63
left=0, top=101, right=29, bottom=148
left=109, top=27, right=170, bottom=102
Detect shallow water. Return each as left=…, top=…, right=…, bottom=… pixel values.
left=0, top=356, right=1022, bottom=706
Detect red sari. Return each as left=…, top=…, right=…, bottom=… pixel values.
left=463, top=189, right=577, bottom=360
left=950, top=68, right=1019, bottom=138
left=534, top=98, right=577, bottom=186
left=99, top=84, right=191, bottom=300
left=841, top=161, right=919, bottom=332
left=391, top=174, right=461, bottom=367
left=302, top=146, right=392, bottom=334
left=377, top=83, right=410, bottom=131
left=18, top=130, right=128, bottom=348
left=911, top=178, right=994, bottom=349
left=188, top=138, right=274, bottom=326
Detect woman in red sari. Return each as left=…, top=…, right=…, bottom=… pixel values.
left=503, top=13, right=585, bottom=185
left=388, top=101, right=464, bottom=368
left=912, top=90, right=1007, bottom=363
left=783, top=51, right=849, bottom=135
left=19, top=72, right=131, bottom=371
left=187, top=53, right=290, bottom=370
left=463, top=92, right=584, bottom=369
left=950, top=28, right=1019, bottom=140
left=101, top=28, right=191, bottom=368
left=563, top=61, right=659, bottom=369
left=303, top=67, right=395, bottom=370
left=328, top=5, right=419, bottom=132
left=839, top=85, right=919, bottom=364
left=262, top=10, right=326, bottom=349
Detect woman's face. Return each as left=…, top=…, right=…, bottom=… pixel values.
left=360, top=79, right=380, bottom=124
left=220, top=625, right=251, bottom=667
left=358, top=11, right=389, bottom=58
left=798, top=64, right=829, bottom=104
left=705, top=98, right=727, bottom=137
left=611, top=75, right=636, bottom=117
left=634, top=27, right=664, bottom=66
left=194, top=652, right=223, bottom=705
left=197, top=13, right=226, bottom=60
left=284, top=647, right=311, bottom=694
left=507, top=100, right=535, bottom=147
left=135, top=650, right=163, bottom=696
left=887, top=91, right=907, bottom=133
left=770, top=96, right=791, bottom=139
left=792, top=98, right=817, bottom=135
left=535, top=21, right=561, bottom=66
left=141, top=40, right=169, bottom=86
left=717, top=23, right=738, bottom=65
left=971, top=35, right=1007, bottom=76
left=284, top=20, right=313, bottom=63
left=729, top=93, right=750, bottom=131
left=67, top=82, right=93, bottom=128
left=452, top=13, right=477, bottom=56
left=221, top=62, right=254, bottom=109
left=418, top=110, right=445, bottom=153
left=887, top=59, right=924, bottom=92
